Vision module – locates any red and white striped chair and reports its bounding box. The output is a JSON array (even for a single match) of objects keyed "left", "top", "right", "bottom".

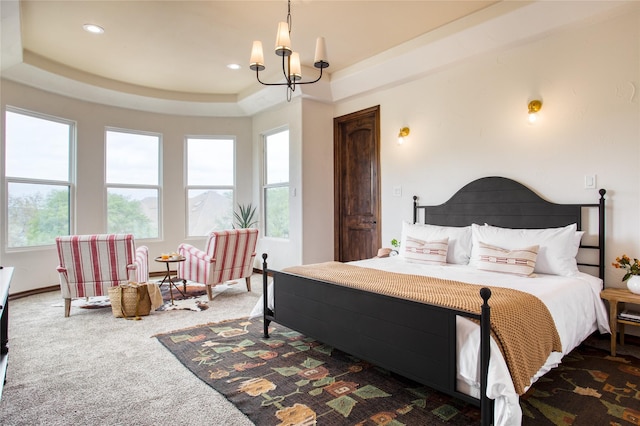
[
  {"left": 55, "top": 234, "right": 149, "bottom": 317},
  {"left": 177, "top": 228, "right": 258, "bottom": 300}
]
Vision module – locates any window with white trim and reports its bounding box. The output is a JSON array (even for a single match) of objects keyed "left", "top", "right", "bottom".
[
  {"left": 185, "top": 136, "right": 235, "bottom": 236},
  {"left": 105, "top": 129, "right": 160, "bottom": 239},
  {"left": 263, "top": 129, "right": 289, "bottom": 238},
  {"left": 4, "top": 108, "right": 74, "bottom": 248}
]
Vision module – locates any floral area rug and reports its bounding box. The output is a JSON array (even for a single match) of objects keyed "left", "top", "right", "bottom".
[
  {"left": 519, "top": 342, "right": 640, "bottom": 425},
  {"left": 155, "top": 318, "right": 640, "bottom": 425},
  {"left": 157, "top": 318, "right": 478, "bottom": 425}
]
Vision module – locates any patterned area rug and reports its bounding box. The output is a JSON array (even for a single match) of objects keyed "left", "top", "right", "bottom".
[
  {"left": 156, "top": 281, "right": 245, "bottom": 312},
  {"left": 157, "top": 281, "right": 209, "bottom": 312},
  {"left": 155, "top": 318, "right": 640, "bottom": 425}
]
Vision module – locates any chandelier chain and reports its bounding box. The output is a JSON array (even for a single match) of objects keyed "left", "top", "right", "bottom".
[{"left": 287, "top": 0, "right": 292, "bottom": 36}]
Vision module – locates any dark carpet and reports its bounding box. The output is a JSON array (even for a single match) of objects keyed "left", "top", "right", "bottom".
[{"left": 156, "top": 318, "right": 640, "bottom": 425}]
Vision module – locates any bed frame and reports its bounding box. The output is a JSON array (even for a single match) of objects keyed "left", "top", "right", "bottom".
[{"left": 262, "top": 176, "right": 606, "bottom": 426}]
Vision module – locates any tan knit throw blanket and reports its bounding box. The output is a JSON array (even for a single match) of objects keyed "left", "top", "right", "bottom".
[{"left": 282, "top": 262, "right": 562, "bottom": 395}]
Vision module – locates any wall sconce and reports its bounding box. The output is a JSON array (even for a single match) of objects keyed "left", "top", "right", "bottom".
[
  {"left": 528, "top": 100, "right": 542, "bottom": 123},
  {"left": 397, "top": 127, "right": 410, "bottom": 145}
]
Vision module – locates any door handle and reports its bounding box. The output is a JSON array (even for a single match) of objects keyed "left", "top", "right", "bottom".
[{"left": 362, "top": 220, "right": 377, "bottom": 224}]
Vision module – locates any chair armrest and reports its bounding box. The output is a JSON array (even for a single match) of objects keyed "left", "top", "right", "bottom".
[
  {"left": 178, "top": 243, "right": 214, "bottom": 263},
  {"left": 177, "top": 243, "right": 216, "bottom": 284},
  {"left": 56, "top": 266, "right": 72, "bottom": 298},
  {"left": 131, "top": 245, "right": 149, "bottom": 283}
]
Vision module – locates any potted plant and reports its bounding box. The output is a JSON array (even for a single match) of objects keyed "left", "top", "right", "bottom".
[
  {"left": 612, "top": 254, "right": 640, "bottom": 294},
  {"left": 391, "top": 238, "right": 400, "bottom": 256},
  {"left": 233, "top": 203, "right": 258, "bottom": 229}
]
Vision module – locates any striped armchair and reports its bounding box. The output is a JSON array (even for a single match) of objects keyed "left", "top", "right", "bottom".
[
  {"left": 55, "top": 234, "right": 149, "bottom": 317},
  {"left": 177, "top": 228, "right": 258, "bottom": 300}
]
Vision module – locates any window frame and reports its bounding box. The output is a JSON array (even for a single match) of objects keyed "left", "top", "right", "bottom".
[
  {"left": 104, "top": 126, "right": 162, "bottom": 241},
  {"left": 262, "top": 127, "right": 290, "bottom": 240},
  {"left": 3, "top": 106, "right": 76, "bottom": 251},
  {"left": 184, "top": 135, "right": 236, "bottom": 238}
]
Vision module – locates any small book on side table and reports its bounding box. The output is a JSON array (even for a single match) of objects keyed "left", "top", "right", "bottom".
[{"left": 618, "top": 309, "right": 640, "bottom": 322}]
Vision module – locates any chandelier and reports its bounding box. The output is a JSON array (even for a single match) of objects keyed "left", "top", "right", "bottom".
[{"left": 249, "top": 0, "right": 329, "bottom": 101}]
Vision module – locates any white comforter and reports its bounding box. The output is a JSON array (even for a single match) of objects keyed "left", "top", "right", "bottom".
[{"left": 250, "top": 256, "right": 610, "bottom": 426}]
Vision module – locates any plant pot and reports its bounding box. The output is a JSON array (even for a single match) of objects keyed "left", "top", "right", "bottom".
[{"left": 627, "top": 275, "right": 640, "bottom": 294}]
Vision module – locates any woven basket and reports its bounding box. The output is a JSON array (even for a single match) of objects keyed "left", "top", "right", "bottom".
[{"left": 108, "top": 283, "right": 152, "bottom": 319}]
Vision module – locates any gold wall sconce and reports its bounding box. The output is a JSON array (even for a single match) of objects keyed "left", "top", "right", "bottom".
[
  {"left": 528, "top": 100, "right": 542, "bottom": 123},
  {"left": 397, "top": 127, "right": 410, "bottom": 145}
]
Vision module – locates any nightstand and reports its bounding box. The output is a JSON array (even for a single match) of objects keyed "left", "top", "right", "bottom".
[{"left": 600, "top": 287, "right": 640, "bottom": 356}]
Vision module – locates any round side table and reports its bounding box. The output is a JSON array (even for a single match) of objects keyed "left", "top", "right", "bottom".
[{"left": 154, "top": 256, "right": 186, "bottom": 305}]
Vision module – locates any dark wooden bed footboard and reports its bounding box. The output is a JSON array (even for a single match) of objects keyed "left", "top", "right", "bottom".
[{"left": 262, "top": 254, "right": 494, "bottom": 425}]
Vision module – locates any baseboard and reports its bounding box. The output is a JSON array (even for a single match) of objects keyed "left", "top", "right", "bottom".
[{"left": 9, "top": 285, "right": 60, "bottom": 301}]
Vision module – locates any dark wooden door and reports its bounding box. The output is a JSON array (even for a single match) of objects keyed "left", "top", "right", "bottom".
[{"left": 334, "top": 106, "right": 381, "bottom": 261}]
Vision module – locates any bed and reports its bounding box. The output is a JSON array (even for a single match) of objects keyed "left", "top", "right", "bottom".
[{"left": 257, "top": 176, "right": 610, "bottom": 426}]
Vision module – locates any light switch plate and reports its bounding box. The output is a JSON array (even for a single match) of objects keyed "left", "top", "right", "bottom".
[
  {"left": 584, "top": 175, "right": 596, "bottom": 189},
  {"left": 392, "top": 185, "right": 402, "bottom": 197}
]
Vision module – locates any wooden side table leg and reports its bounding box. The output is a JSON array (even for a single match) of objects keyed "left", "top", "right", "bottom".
[
  {"left": 610, "top": 300, "right": 619, "bottom": 356},
  {"left": 619, "top": 301, "right": 626, "bottom": 347}
]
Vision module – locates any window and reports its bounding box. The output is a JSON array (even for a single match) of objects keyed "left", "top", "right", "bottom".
[
  {"left": 185, "top": 137, "right": 235, "bottom": 236},
  {"left": 4, "top": 108, "right": 74, "bottom": 248},
  {"left": 263, "top": 129, "right": 289, "bottom": 238},
  {"left": 105, "top": 129, "right": 160, "bottom": 239}
]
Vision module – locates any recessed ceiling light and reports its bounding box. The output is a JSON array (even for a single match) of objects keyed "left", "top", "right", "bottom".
[
  {"left": 82, "top": 24, "right": 104, "bottom": 34},
  {"left": 227, "top": 64, "right": 241, "bottom": 70}
]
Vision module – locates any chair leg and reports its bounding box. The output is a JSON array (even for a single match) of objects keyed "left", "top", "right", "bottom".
[
  {"left": 64, "top": 298, "right": 71, "bottom": 317},
  {"left": 206, "top": 284, "right": 213, "bottom": 301},
  {"left": 246, "top": 276, "right": 251, "bottom": 292}
]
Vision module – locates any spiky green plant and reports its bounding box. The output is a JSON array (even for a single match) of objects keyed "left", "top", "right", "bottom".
[{"left": 233, "top": 203, "right": 258, "bottom": 229}]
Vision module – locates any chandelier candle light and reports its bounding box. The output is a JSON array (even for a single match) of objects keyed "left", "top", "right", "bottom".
[{"left": 250, "top": 0, "right": 329, "bottom": 101}]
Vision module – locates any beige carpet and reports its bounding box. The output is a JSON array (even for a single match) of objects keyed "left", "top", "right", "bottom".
[{"left": 0, "top": 274, "right": 268, "bottom": 425}]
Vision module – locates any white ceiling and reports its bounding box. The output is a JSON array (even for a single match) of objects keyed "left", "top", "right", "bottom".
[{"left": 0, "top": 1, "right": 632, "bottom": 116}]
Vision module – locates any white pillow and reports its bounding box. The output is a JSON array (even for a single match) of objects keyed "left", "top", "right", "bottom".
[
  {"left": 475, "top": 241, "right": 539, "bottom": 277},
  {"left": 399, "top": 221, "right": 472, "bottom": 264},
  {"left": 470, "top": 223, "right": 582, "bottom": 276},
  {"left": 402, "top": 237, "right": 448, "bottom": 265}
]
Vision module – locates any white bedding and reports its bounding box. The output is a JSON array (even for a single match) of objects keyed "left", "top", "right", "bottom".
[{"left": 250, "top": 256, "right": 610, "bottom": 426}]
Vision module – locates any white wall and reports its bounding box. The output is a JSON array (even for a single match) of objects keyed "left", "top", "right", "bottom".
[
  {"left": 0, "top": 80, "right": 252, "bottom": 293},
  {"left": 249, "top": 97, "right": 335, "bottom": 272},
  {"left": 334, "top": 7, "right": 640, "bottom": 288},
  {"left": 300, "top": 99, "right": 335, "bottom": 264},
  {"left": 251, "top": 98, "right": 304, "bottom": 272}
]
